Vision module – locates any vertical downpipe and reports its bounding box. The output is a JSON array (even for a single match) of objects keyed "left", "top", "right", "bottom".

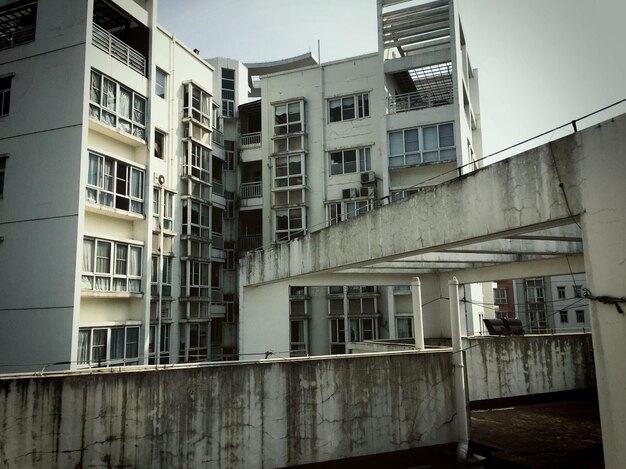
[
  {"left": 411, "top": 277, "right": 425, "bottom": 350},
  {"left": 449, "top": 276, "right": 469, "bottom": 461}
]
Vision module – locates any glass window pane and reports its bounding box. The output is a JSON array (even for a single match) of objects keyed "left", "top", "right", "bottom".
[
  {"left": 329, "top": 99, "right": 341, "bottom": 122},
  {"left": 404, "top": 129, "right": 419, "bottom": 152},
  {"left": 389, "top": 132, "right": 403, "bottom": 156},
  {"left": 343, "top": 150, "right": 357, "bottom": 173},
  {"left": 423, "top": 126, "right": 438, "bottom": 150},
  {"left": 342, "top": 97, "right": 355, "bottom": 120},
  {"left": 330, "top": 152, "right": 343, "bottom": 175},
  {"left": 439, "top": 123, "right": 454, "bottom": 147},
  {"left": 111, "top": 329, "right": 125, "bottom": 359},
  {"left": 275, "top": 105, "right": 287, "bottom": 125},
  {"left": 288, "top": 102, "right": 300, "bottom": 122}
]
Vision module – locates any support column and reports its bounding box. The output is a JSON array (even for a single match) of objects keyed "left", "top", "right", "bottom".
[
  {"left": 411, "top": 277, "right": 425, "bottom": 350},
  {"left": 449, "top": 276, "right": 469, "bottom": 461}
]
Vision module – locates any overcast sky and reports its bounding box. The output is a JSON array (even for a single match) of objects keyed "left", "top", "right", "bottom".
[{"left": 157, "top": 0, "right": 626, "bottom": 161}]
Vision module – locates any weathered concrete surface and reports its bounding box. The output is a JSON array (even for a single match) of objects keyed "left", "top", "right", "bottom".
[
  {"left": 0, "top": 352, "right": 456, "bottom": 469},
  {"left": 465, "top": 334, "right": 595, "bottom": 402},
  {"left": 240, "top": 131, "right": 583, "bottom": 287}
]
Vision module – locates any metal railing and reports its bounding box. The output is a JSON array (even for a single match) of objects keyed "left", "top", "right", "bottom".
[
  {"left": 239, "top": 235, "right": 262, "bottom": 252},
  {"left": 92, "top": 23, "right": 146, "bottom": 76},
  {"left": 240, "top": 181, "right": 262, "bottom": 199},
  {"left": 387, "top": 89, "right": 453, "bottom": 114},
  {"left": 212, "top": 128, "right": 224, "bottom": 147},
  {"left": 241, "top": 132, "right": 262, "bottom": 147}
]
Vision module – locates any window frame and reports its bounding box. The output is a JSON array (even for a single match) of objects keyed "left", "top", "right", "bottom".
[
  {"left": 274, "top": 206, "right": 305, "bottom": 242},
  {"left": 274, "top": 154, "right": 305, "bottom": 188},
  {"left": 576, "top": 310, "right": 585, "bottom": 323},
  {"left": 77, "top": 325, "right": 140, "bottom": 367},
  {"left": 273, "top": 100, "right": 304, "bottom": 136},
  {"left": 0, "top": 75, "right": 12, "bottom": 117},
  {"left": 155, "top": 68, "right": 167, "bottom": 99},
  {"left": 153, "top": 187, "right": 174, "bottom": 231},
  {"left": 183, "top": 141, "right": 211, "bottom": 183},
  {"left": 86, "top": 152, "right": 145, "bottom": 215},
  {"left": 82, "top": 237, "right": 142, "bottom": 293},
  {"left": 329, "top": 147, "right": 371, "bottom": 176},
  {"left": 557, "top": 286, "right": 566, "bottom": 299},
  {"left": 493, "top": 288, "right": 507, "bottom": 304},
  {"left": 182, "top": 199, "right": 211, "bottom": 238},
  {"left": 328, "top": 92, "right": 369, "bottom": 123},
  {"left": 560, "top": 310, "right": 569, "bottom": 323},
  {"left": 326, "top": 199, "right": 373, "bottom": 226},
  {"left": 154, "top": 129, "right": 166, "bottom": 159},
  {"left": 89, "top": 70, "right": 147, "bottom": 140},
  {"left": 388, "top": 123, "right": 455, "bottom": 168},
  {"left": 184, "top": 82, "right": 211, "bottom": 128}
]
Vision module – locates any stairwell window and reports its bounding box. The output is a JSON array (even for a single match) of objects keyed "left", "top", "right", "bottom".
[
  {"left": 328, "top": 93, "right": 369, "bottom": 122},
  {"left": 86, "top": 152, "right": 145, "bottom": 214},
  {"left": 155, "top": 68, "right": 167, "bottom": 99}
]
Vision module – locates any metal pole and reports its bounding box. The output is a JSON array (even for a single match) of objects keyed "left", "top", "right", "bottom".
[
  {"left": 411, "top": 277, "right": 425, "bottom": 350},
  {"left": 156, "top": 183, "right": 165, "bottom": 364},
  {"left": 449, "top": 276, "right": 469, "bottom": 461},
  {"left": 343, "top": 286, "right": 350, "bottom": 354}
]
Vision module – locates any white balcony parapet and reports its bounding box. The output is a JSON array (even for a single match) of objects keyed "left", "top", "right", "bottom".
[
  {"left": 240, "top": 181, "right": 262, "bottom": 199},
  {"left": 387, "top": 89, "right": 453, "bottom": 114},
  {"left": 241, "top": 132, "right": 262, "bottom": 148},
  {"left": 92, "top": 23, "right": 146, "bottom": 76}
]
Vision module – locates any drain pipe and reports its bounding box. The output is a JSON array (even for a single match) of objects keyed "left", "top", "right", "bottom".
[
  {"left": 411, "top": 277, "right": 425, "bottom": 350},
  {"left": 449, "top": 276, "right": 469, "bottom": 461}
]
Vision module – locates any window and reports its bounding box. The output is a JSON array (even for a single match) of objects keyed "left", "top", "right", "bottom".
[
  {"left": 574, "top": 285, "right": 582, "bottom": 298},
  {"left": 0, "top": 155, "right": 6, "bottom": 197},
  {"left": 89, "top": 70, "right": 146, "bottom": 140},
  {"left": 349, "top": 318, "right": 376, "bottom": 342},
  {"left": 275, "top": 207, "right": 304, "bottom": 242},
  {"left": 151, "top": 255, "right": 172, "bottom": 297},
  {"left": 182, "top": 200, "right": 211, "bottom": 238},
  {"left": 525, "top": 278, "right": 545, "bottom": 304},
  {"left": 397, "top": 317, "right": 413, "bottom": 338},
  {"left": 77, "top": 326, "right": 140, "bottom": 367},
  {"left": 0, "top": 76, "right": 11, "bottom": 117},
  {"left": 181, "top": 260, "right": 210, "bottom": 297},
  {"left": 576, "top": 310, "right": 585, "bottom": 323},
  {"left": 390, "top": 188, "right": 422, "bottom": 203},
  {"left": 493, "top": 288, "right": 507, "bottom": 304},
  {"left": 326, "top": 199, "right": 373, "bottom": 226},
  {"left": 155, "top": 68, "right": 167, "bottom": 99},
  {"left": 290, "top": 320, "right": 308, "bottom": 357},
  {"left": 388, "top": 123, "right": 455, "bottom": 168},
  {"left": 224, "top": 140, "right": 235, "bottom": 170},
  {"left": 82, "top": 238, "right": 142, "bottom": 292},
  {"left": 274, "top": 154, "right": 304, "bottom": 188},
  {"left": 330, "top": 147, "right": 371, "bottom": 175},
  {"left": 225, "top": 241, "right": 235, "bottom": 270},
  {"left": 149, "top": 324, "right": 170, "bottom": 364},
  {"left": 153, "top": 188, "right": 174, "bottom": 231},
  {"left": 560, "top": 310, "right": 568, "bottom": 323},
  {"left": 274, "top": 101, "right": 303, "bottom": 135},
  {"left": 183, "top": 141, "right": 211, "bottom": 183},
  {"left": 328, "top": 93, "right": 369, "bottom": 122},
  {"left": 86, "top": 152, "right": 144, "bottom": 214},
  {"left": 184, "top": 82, "right": 211, "bottom": 127},
  {"left": 225, "top": 191, "right": 235, "bottom": 219},
  {"left": 330, "top": 319, "right": 345, "bottom": 354},
  {"left": 274, "top": 135, "right": 303, "bottom": 154},
  {"left": 221, "top": 68, "right": 235, "bottom": 117},
  {"left": 557, "top": 286, "right": 566, "bottom": 299},
  {"left": 0, "top": 1, "right": 37, "bottom": 51},
  {"left": 180, "top": 323, "right": 209, "bottom": 362},
  {"left": 154, "top": 130, "right": 166, "bottom": 159}
]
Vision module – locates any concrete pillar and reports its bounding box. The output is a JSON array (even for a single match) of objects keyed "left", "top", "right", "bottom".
[
  {"left": 449, "top": 276, "right": 469, "bottom": 461},
  {"left": 411, "top": 277, "right": 425, "bottom": 350},
  {"left": 580, "top": 119, "right": 626, "bottom": 469}
]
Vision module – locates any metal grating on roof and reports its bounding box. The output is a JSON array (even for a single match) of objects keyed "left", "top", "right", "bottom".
[
  {"left": 0, "top": 0, "right": 37, "bottom": 51},
  {"left": 382, "top": 0, "right": 450, "bottom": 56},
  {"left": 408, "top": 61, "right": 453, "bottom": 106}
]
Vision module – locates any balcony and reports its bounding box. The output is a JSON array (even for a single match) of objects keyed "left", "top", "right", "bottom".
[
  {"left": 241, "top": 132, "right": 261, "bottom": 148},
  {"left": 239, "top": 235, "right": 262, "bottom": 252},
  {"left": 240, "top": 182, "right": 262, "bottom": 199},
  {"left": 388, "top": 89, "right": 453, "bottom": 114},
  {"left": 92, "top": 22, "right": 146, "bottom": 75}
]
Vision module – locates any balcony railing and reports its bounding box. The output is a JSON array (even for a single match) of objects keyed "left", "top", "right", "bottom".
[
  {"left": 92, "top": 23, "right": 146, "bottom": 76},
  {"left": 240, "top": 181, "right": 262, "bottom": 199},
  {"left": 387, "top": 89, "right": 453, "bottom": 114},
  {"left": 212, "top": 128, "right": 224, "bottom": 147},
  {"left": 241, "top": 132, "right": 261, "bottom": 148},
  {"left": 239, "top": 235, "right": 262, "bottom": 252}
]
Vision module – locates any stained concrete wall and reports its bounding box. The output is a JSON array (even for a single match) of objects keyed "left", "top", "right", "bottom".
[
  {"left": 465, "top": 334, "right": 595, "bottom": 402},
  {"left": 0, "top": 352, "right": 456, "bottom": 469}
]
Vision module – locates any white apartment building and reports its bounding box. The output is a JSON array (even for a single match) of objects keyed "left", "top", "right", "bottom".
[
  {"left": 0, "top": 0, "right": 485, "bottom": 371},
  {"left": 236, "top": 0, "right": 485, "bottom": 357}
]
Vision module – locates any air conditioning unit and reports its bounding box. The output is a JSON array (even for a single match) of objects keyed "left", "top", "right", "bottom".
[
  {"left": 361, "top": 171, "right": 376, "bottom": 185},
  {"left": 360, "top": 186, "right": 375, "bottom": 197},
  {"left": 342, "top": 188, "right": 359, "bottom": 199}
]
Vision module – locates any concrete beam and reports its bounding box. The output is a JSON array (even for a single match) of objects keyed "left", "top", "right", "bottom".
[{"left": 241, "top": 132, "right": 583, "bottom": 287}]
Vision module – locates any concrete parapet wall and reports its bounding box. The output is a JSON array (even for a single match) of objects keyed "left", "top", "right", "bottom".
[
  {"left": 465, "top": 333, "right": 595, "bottom": 402},
  {"left": 0, "top": 352, "right": 456, "bottom": 468}
]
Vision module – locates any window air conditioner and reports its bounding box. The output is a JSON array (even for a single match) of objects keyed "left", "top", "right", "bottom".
[{"left": 361, "top": 171, "right": 376, "bottom": 185}]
